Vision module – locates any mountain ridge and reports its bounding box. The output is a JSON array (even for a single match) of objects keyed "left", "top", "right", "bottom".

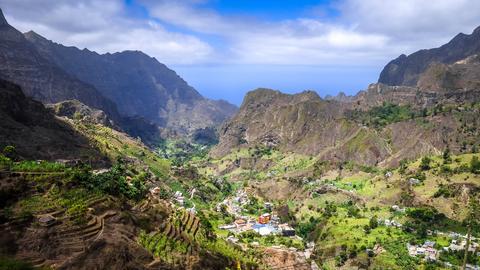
[
  {"left": 23, "top": 29, "right": 237, "bottom": 135},
  {"left": 0, "top": 9, "right": 122, "bottom": 124},
  {"left": 379, "top": 25, "right": 480, "bottom": 86}
]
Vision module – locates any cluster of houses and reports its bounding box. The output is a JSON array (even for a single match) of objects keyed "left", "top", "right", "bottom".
[
  {"left": 406, "top": 233, "right": 480, "bottom": 269},
  {"left": 407, "top": 241, "right": 439, "bottom": 261},
  {"left": 149, "top": 186, "right": 197, "bottom": 214},
  {"left": 219, "top": 210, "right": 296, "bottom": 237},
  {"left": 216, "top": 189, "right": 249, "bottom": 216},
  {"left": 217, "top": 190, "right": 296, "bottom": 238},
  {"left": 173, "top": 191, "right": 185, "bottom": 205},
  {"left": 378, "top": 218, "right": 403, "bottom": 228},
  {"left": 443, "top": 237, "right": 480, "bottom": 255}
]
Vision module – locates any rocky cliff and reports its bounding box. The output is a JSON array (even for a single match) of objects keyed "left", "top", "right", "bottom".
[{"left": 378, "top": 25, "right": 480, "bottom": 86}]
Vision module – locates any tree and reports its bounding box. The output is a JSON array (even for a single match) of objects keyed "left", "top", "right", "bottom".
[
  {"left": 462, "top": 196, "right": 480, "bottom": 270},
  {"left": 443, "top": 147, "right": 452, "bottom": 164},
  {"left": 420, "top": 156, "right": 432, "bottom": 171},
  {"left": 2, "top": 145, "right": 16, "bottom": 160},
  {"left": 369, "top": 216, "right": 378, "bottom": 229},
  {"left": 470, "top": 156, "right": 480, "bottom": 174}
]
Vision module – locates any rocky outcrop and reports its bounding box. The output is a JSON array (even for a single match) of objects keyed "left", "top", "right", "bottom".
[
  {"left": 24, "top": 30, "right": 237, "bottom": 135},
  {"left": 417, "top": 55, "right": 480, "bottom": 91},
  {"left": 47, "top": 100, "right": 163, "bottom": 146},
  {"left": 47, "top": 100, "right": 115, "bottom": 128},
  {"left": 378, "top": 25, "right": 480, "bottom": 86}
]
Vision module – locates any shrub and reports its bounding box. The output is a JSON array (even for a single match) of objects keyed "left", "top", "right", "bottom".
[
  {"left": 0, "top": 256, "right": 34, "bottom": 270},
  {"left": 2, "top": 145, "right": 16, "bottom": 160},
  {"left": 470, "top": 156, "right": 480, "bottom": 174},
  {"left": 369, "top": 216, "right": 378, "bottom": 229},
  {"left": 442, "top": 148, "right": 452, "bottom": 164},
  {"left": 419, "top": 156, "right": 432, "bottom": 171},
  {"left": 0, "top": 154, "right": 12, "bottom": 170},
  {"left": 440, "top": 164, "right": 452, "bottom": 174},
  {"left": 433, "top": 184, "right": 453, "bottom": 198}
]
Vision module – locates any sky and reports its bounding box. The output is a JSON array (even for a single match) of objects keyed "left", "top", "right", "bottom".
[{"left": 1, "top": 0, "right": 480, "bottom": 105}]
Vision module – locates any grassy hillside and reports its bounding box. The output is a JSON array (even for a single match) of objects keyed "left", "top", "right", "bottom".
[{"left": 67, "top": 119, "right": 170, "bottom": 177}]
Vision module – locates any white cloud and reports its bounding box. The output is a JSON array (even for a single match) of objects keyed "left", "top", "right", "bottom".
[
  {"left": 337, "top": 0, "right": 480, "bottom": 50},
  {"left": 0, "top": 0, "right": 213, "bottom": 64},
  {"left": 1, "top": 0, "right": 479, "bottom": 65}
]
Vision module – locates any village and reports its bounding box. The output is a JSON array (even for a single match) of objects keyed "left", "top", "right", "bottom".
[
  {"left": 148, "top": 185, "right": 480, "bottom": 269},
  {"left": 405, "top": 233, "right": 480, "bottom": 269},
  {"left": 216, "top": 189, "right": 296, "bottom": 238}
]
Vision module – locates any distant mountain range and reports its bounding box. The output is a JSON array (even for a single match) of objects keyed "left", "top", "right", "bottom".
[
  {"left": 0, "top": 10, "right": 120, "bottom": 122},
  {"left": 0, "top": 8, "right": 236, "bottom": 143},
  {"left": 24, "top": 31, "right": 237, "bottom": 135},
  {"left": 214, "top": 27, "right": 480, "bottom": 167}
]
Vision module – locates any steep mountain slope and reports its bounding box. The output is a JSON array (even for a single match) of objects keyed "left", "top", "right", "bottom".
[
  {"left": 24, "top": 31, "right": 237, "bottom": 135},
  {"left": 0, "top": 9, "right": 120, "bottom": 123},
  {"left": 0, "top": 78, "right": 107, "bottom": 164},
  {"left": 212, "top": 86, "right": 480, "bottom": 167},
  {"left": 212, "top": 89, "right": 352, "bottom": 157},
  {"left": 214, "top": 61, "right": 480, "bottom": 167},
  {"left": 215, "top": 27, "right": 480, "bottom": 167},
  {"left": 378, "top": 25, "right": 480, "bottom": 86}
]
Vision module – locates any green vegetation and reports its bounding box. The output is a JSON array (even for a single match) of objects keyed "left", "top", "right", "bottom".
[
  {"left": 157, "top": 139, "right": 210, "bottom": 166},
  {"left": 138, "top": 230, "right": 189, "bottom": 260},
  {"left": 0, "top": 153, "right": 66, "bottom": 172},
  {"left": 71, "top": 121, "right": 170, "bottom": 177},
  {"left": 419, "top": 156, "right": 432, "bottom": 171},
  {"left": 0, "top": 257, "right": 35, "bottom": 270},
  {"left": 470, "top": 155, "right": 480, "bottom": 174},
  {"left": 13, "top": 187, "right": 102, "bottom": 224},
  {"left": 71, "top": 161, "right": 147, "bottom": 201},
  {"left": 439, "top": 249, "right": 480, "bottom": 267},
  {"left": 348, "top": 102, "right": 414, "bottom": 128}
]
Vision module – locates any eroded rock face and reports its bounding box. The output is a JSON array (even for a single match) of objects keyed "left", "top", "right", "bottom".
[
  {"left": 213, "top": 63, "right": 480, "bottom": 167},
  {"left": 212, "top": 89, "right": 351, "bottom": 158},
  {"left": 214, "top": 26, "right": 480, "bottom": 167},
  {"left": 378, "top": 26, "right": 480, "bottom": 86},
  {"left": 47, "top": 100, "right": 114, "bottom": 128},
  {"left": 262, "top": 247, "right": 311, "bottom": 270}
]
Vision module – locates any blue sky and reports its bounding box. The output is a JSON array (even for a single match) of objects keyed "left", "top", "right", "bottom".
[{"left": 2, "top": 0, "right": 480, "bottom": 105}]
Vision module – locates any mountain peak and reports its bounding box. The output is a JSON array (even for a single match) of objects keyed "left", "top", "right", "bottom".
[
  {"left": 24, "top": 30, "right": 44, "bottom": 39},
  {"left": 473, "top": 25, "right": 480, "bottom": 35},
  {"left": 24, "top": 30, "right": 50, "bottom": 44},
  {"left": 379, "top": 25, "right": 480, "bottom": 86},
  {"left": 0, "top": 8, "right": 9, "bottom": 26}
]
